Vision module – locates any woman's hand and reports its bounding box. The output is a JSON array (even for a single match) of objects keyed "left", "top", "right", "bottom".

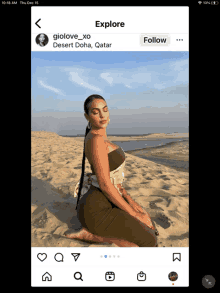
[
  {"left": 129, "top": 200, "right": 146, "bottom": 214},
  {"left": 133, "top": 212, "right": 155, "bottom": 230}
]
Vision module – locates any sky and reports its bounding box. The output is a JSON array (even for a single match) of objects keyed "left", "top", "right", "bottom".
[{"left": 31, "top": 51, "right": 189, "bottom": 135}]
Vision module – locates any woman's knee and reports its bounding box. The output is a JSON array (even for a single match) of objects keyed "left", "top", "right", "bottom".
[{"left": 139, "top": 232, "right": 157, "bottom": 247}]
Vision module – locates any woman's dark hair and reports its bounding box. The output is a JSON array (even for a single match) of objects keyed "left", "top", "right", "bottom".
[{"left": 75, "top": 94, "right": 106, "bottom": 210}]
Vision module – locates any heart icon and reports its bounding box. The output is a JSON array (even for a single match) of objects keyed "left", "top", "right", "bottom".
[{"left": 37, "top": 253, "right": 47, "bottom": 262}]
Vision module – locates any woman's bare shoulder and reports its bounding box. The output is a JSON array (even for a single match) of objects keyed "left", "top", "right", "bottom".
[
  {"left": 85, "top": 132, "right": 106, "bottom": 147},
  {"left": 85, "top": 132, "right": 108, "bottom": 160},
  {"left": 85, "top": 132, "right": 118, "bottom": 156}
]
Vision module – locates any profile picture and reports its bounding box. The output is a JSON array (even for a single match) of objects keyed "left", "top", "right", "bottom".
[
  {"left": 36, "top": 33, "right": 49, "bottom": 47},
  {"left": 168, "top": 271, "right": 178, "bottom": 282}
]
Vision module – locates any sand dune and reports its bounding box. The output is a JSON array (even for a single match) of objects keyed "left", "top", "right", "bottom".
[{"left": 31, "top": 131, "right": 189, "bottom": 247}]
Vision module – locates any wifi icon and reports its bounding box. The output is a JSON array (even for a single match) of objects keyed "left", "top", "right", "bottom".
[{"left": 71, "top": 253, "right": 80, "bottom": 261}]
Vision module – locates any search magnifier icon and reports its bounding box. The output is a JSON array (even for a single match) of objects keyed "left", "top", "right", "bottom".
[{"left": 74, "top": 272, "right": 83, "bottom": 281}]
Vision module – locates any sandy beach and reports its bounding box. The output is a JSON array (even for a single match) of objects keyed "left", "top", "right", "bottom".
[{"left": 31, "top": 131, "right": 189, "bottom": 247}]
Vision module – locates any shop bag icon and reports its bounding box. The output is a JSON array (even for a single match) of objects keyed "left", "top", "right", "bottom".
[{"left": 137, "top": 271, "right": 146, "bottom": 281}]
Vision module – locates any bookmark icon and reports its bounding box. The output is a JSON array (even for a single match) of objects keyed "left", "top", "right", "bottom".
[
  {"left": 173, "top": 253, "right": 181, "bottom": 261},
  {"left": 71, "top": 253, "right": 80, "bottom": 261}
]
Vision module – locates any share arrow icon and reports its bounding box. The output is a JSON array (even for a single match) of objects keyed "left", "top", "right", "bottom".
[{"left": 71, "top": 253, "right": 80, "bottom": 261}]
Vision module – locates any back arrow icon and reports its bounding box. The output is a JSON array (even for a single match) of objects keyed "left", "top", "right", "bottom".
[{"left": 35, "top": 19, "right": 41, "bottom": 28}]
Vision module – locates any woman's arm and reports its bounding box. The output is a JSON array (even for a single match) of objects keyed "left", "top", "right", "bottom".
[
  {"left": 116, "top": 184, "right": 146, "bottom": 213},
  {"left": 89, "top": 135, "right": 156, "bottom": 230},
  {"left": 89, "top": 135, "right": 138, "bottom": 218},
  {"left": 114, "top": 182, "right": 159, "bottom": 232},
  {"left": 116, "top": 184, "right": 156, "bottom": 231},
  {"left": 101, "top": 185, "right": 138, "bottom": 217},
  {"left": 101, "top": 185, "right": 155, "bottom": 230}
]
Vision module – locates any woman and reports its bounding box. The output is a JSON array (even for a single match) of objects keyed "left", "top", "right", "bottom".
[{"left": 64, "top": 94, "right": 159, "bottom": 247}]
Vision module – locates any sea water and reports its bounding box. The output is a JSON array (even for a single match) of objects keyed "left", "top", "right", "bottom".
[{"left": 111, "top": 138, "right": 188, "bottom": 152}]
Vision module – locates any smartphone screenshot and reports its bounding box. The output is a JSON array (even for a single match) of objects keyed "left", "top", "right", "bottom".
[
  {"left": 30, "top": 5, "right": 190, "bottom": 287},
  {"left": 1, "top": 0, "right": 218, "bottom": 287}
]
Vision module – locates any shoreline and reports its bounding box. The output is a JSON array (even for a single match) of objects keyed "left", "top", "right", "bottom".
[
  {"left": 70, "top": 132, "right": 188, "bottom": 142},
  {"left": 125, "top": 139, "right": 189, "bottom": 172}
]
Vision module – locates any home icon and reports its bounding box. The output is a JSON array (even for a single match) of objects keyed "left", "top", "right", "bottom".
[{"left": 42, "top": 272, "right": 52, "bottom": 281}]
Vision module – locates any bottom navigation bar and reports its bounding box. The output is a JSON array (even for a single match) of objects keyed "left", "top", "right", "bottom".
[{"left": 32, "top": 266, "right": 189, "bottom": 286}]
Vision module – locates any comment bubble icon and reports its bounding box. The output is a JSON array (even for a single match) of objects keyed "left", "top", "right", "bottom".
[{"left": 54, "top": 253, "right": 64, "bottom": 262}]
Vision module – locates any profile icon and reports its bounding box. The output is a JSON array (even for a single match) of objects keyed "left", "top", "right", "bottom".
[
  {"left": 36, "top": 33, "right": 49, "bottom": 47},
  {"left": 168, "top": 271, "right": 178, "bottom": 282}
]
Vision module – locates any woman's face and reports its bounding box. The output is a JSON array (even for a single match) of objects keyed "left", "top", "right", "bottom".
[
  {"left": 85, "top": 99, "right": 110, "bottom": 129},
  {"left": 39, "top": 34, "right": 45, "bottom": 42}
]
